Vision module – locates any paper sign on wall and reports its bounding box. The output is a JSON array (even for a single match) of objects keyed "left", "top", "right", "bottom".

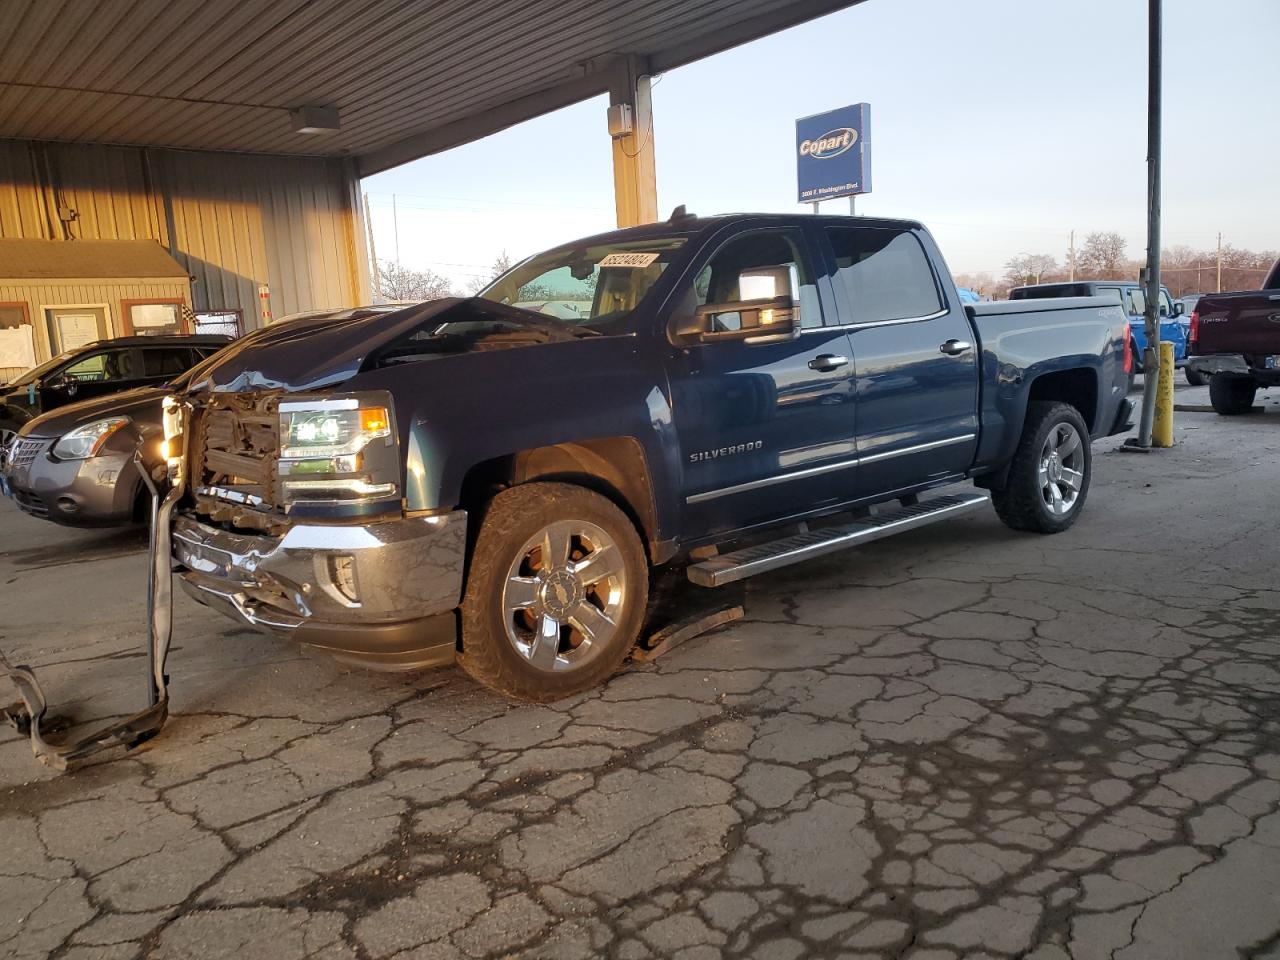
[
  {"left": 0, "top": 325, "right": 36, "bottom": 370},
  {"left": 57, "top": 314, "right": 99, "bottom": 351}
]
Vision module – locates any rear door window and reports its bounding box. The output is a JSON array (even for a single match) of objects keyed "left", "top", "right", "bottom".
[
  {"left": 825, "top": 227, "right": 943, "bottom": 324},
  {"left": 142, "top": 348, "right": 194, "bottom": 378}
]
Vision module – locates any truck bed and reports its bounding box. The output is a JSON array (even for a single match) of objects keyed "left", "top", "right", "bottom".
[{"left": 1191, "top": 288, "right": 1280, "bottom": 357}]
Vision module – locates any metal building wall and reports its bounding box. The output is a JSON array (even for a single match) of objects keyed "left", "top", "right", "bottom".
[{"left": 0, "top": 139, "right": 369, "bottom": 324}]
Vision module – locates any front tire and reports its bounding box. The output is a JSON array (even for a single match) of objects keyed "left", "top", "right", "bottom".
[
  {"left": 1185, "top": 367, "right": 1207, "bottom": 387},
  {"left": 1208, "top": 374, "right": 1257, "bottom": 415},
  {"left": 459, "top": 482, "right": 649, "bottom": 701},
  {"left": 992, "top": 402, "right": 1091, "bottom": 534}
]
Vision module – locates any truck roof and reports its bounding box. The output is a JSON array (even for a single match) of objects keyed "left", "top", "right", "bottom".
[{"left": 555, "top": 212, "right": 928, "bottom": 251}]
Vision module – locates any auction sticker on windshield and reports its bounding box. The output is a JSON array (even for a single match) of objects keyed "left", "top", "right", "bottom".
[{"left": 599, "top": 252, "right": 660, "bottom": 268}]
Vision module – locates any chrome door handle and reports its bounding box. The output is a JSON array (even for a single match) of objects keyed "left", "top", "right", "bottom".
[
  {"left": 808, "top": 354, "right": 849, "bottom": 372},
  {"left": 940, "top": 339, "right": 973, "bottom": 356}
]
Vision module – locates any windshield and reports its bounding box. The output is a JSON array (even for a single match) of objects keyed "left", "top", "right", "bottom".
[
  {"left": 478, "top": 237, "right": 688, "bottom": 331},
  {"left": 5, "top": 348, "right": 84, "bottom": 388}
]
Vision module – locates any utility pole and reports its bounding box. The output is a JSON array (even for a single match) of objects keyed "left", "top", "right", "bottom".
[
  {"left": 1127, "top": 0, "right": 1163, "bottom": 451},
  {"left": 392, "top": 194, "right": 401, "bottom": 265},
  {"left": 1216, "top": 232, "right": 1222, "bottom": 292},
  {"left": 1068, "top": 231, "right": 1076, "bottom": 281},
  {"left": 363, "top": 192, "right": 381, "bottom": 301}
]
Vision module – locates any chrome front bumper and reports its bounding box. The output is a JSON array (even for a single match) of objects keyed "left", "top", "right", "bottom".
[{"left": 172, "top": 511, "right": 467, "bottom": 670}]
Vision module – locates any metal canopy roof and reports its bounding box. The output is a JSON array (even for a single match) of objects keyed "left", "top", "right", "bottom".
[{"left": 0, "top": 0, "right": 865, "bottom": 175}]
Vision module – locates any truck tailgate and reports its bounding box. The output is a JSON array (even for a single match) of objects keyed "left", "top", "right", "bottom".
[{"left": 1194, "top": 291, "right": 1280, "bottom": 355}]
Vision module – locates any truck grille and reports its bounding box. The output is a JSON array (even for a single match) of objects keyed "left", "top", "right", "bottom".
[
  {"left": 191, "top": 395, "right": 282, "bottom": 520},
  {"left": 8, "top": 438, "right": 44, "bottom": 468}
]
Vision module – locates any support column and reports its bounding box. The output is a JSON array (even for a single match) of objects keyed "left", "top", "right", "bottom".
[{"left": 609, "top": 57, "right": 658, "bottom": 228}]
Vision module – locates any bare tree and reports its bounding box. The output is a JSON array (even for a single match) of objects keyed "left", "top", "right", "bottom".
[
  {"left": 953, "top": 271, "right": 996, "bottom": 297},
  {"left": 1003, "top": 253, "right": 1059, "bottom": 288},
  {"left": 1076, "top": 232, "right": 1128, "bottom": 278},
  {"left": 467, "top": 250, "right": 516, "bottom": 295},
  {"left": 378, "top": 261, "right": 456, "bottom": 301}
]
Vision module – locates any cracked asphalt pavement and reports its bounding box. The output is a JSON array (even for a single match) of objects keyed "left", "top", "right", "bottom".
[{"left": 2, "top": 381, "right": 1279, "bottom": 960}]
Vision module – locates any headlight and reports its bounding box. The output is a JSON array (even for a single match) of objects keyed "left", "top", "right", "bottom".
[
  {"left": 278, "top": 398, "right": 398, "bottom": 503},
  {"left": 52, "top": 417, "right": 130, "bottom": 460},
  {"left": 161, "top": 396, "right": 185, "bottom": 478}
]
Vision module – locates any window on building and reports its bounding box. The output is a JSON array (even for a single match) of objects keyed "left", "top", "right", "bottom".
[{"left": 129, "top": 302, "right": 182, "bottom": 335}]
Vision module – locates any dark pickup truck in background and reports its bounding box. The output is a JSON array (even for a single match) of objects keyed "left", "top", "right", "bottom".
[
  {"left": 1188, "top": 257, "right": 1280, "bottom": 414},
  {"left": 162, "top": 212, "right": 1132, "bottom": 700}
]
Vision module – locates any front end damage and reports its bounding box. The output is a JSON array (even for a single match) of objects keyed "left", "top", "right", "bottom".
[{"left": 171, "top": 389, "right": 466, "bottom": 670}]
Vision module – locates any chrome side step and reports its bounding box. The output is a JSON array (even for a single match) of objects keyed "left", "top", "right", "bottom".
[{"left": 686, "top": 492, "right": 991, "bottom": 588}]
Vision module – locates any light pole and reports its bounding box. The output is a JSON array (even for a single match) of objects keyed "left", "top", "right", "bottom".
[{"left": 1129, "top": 0, "right": 1164, "bottom": 451}]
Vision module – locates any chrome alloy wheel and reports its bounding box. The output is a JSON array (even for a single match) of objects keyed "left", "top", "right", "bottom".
[
  {"left": 1039, "top": 422, "right": 1085, "bottom": 516},
  {"left": 501, "top": 519, "right": 628, "bottom": 672}
]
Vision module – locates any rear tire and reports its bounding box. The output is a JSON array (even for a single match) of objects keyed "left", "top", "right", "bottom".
[
  {"left": 1184, "top": 367, "right": 1207, "bottom": 387},
  {"left": 992, "top": 402, "right": 1091, "bottom": 535},
  {"left": 459, "top": 482, "right": 648, "bottom": 701},
  {"left": 1208, "top": 374, "right": 1257, "bottom": 415}
]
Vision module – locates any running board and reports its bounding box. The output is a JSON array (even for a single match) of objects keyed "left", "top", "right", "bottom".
[{"left": 686, "top": 492, "right": 991, "bottom": 588}]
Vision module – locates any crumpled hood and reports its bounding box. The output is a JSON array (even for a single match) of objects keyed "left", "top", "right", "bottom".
[
  {"left": 20, "top": 386, "right": 166, "bottom": 439},
  {"left": 189, "top": 299, "right": 462, "bottom": 394}
]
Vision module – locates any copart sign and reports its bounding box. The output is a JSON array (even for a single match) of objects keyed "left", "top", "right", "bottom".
[{"left": 796, "top": 102, "right": 871, "bottom": 203}]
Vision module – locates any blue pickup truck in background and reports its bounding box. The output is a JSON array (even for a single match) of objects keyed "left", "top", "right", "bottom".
[
  {"left": 1010, "top": 280, "right": 1193, "bottom": 384},
  {"left": 162, "top": 212, "right": 1133, "bottom": 701}
]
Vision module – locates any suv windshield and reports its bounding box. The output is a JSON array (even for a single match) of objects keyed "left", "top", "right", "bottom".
[
  {"left": 479, "top": 237, "right": 688, "bottom": 331},
  {"left": 5, "top": 349, "right": 84, "bottom": 388}
]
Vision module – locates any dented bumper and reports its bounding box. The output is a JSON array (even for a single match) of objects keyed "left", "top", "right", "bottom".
[{"left": 172, "top": 511, "right": 466, "bottom": 670}]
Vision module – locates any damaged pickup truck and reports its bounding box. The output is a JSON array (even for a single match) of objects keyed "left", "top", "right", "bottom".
[{"left": 163, "top": 212, "right": 1133, "bottom": 701}]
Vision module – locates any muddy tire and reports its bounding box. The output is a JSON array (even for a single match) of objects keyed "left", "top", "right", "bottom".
[
  {"left": 992, "top": 402, "right": 1091, "bottom": 535},
  {"left": 459, "top": 482, "right": 648, "bottom": 701},
  {"left": 1208, "top": 374, "right": 1257, "bottom": 415}
]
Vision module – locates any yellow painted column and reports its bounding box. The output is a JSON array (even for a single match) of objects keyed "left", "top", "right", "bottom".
[
  {"left": 1152, "top": 340, "right": 1175, "bottom": 447},
  {"left": 610, "top": 71, "right": 657, "bottom": 228}
]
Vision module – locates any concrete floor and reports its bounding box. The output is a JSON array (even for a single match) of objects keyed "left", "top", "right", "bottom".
[{"left": 2, "top": 380, "right": 1279, "bottom": 960}]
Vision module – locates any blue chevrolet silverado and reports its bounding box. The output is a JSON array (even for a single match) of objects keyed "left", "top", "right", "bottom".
[{"left": 163, "top": 212, "right": 1133, "bottom": 700}]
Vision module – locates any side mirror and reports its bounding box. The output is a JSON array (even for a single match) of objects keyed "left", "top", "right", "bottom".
[
  {"left": 674, "top": 264, "right": 801, "bottom": 345},
  {"left": 1173, "top": 301, "right": 1185, "bottom": 316},
  {"left": 693, "top": 296, "right": 798, "bottom": 343}
]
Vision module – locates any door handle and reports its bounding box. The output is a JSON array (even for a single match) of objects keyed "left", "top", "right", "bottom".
[
  {"left": 808, "top": 354, "right": 849, "bottom": 372},
  {"left": 939, "top": 339, "right": 973, "bottom": 356}
]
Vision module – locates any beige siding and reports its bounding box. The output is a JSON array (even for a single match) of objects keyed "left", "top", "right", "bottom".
[
  {"left": 0, "top": 278, "right": 190, "bottom": 375},
  {"left": 0, "top": 140, "right": 368, "bottom": 325}
]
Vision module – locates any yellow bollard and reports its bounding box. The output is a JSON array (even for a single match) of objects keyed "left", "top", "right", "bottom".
[{"left": 1152, "top": 340, "right": 1175, "bottom": 447}]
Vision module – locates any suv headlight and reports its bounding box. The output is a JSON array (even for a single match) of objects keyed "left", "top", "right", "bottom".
[
  {"left": 53, "top": 417, "right": 130, "bottom": 460},
  {"left": 278, "top": 397, "right": 399, "bottom": 502}
]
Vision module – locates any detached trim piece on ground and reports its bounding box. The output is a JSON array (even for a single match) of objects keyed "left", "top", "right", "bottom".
[{"left": 1, "top": 455, "right": 176, "bottom": 772}]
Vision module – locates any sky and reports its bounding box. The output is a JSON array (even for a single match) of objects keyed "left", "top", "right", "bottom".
[{"left": 362, "top": 0, "right": 1279, "bottom": 291}]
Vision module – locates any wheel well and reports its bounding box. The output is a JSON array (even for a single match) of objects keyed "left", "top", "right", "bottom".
[
  {"left": 1027, "top": 369, "right": 1098, "bottom": 433},
  {"left": 459, "top": 438, "right": 658, "bottom": 552}
]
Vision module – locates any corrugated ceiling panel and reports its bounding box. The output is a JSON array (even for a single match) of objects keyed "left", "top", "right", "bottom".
[{"left": 0, "top": 0, "right": 861, "bottom": 163}]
